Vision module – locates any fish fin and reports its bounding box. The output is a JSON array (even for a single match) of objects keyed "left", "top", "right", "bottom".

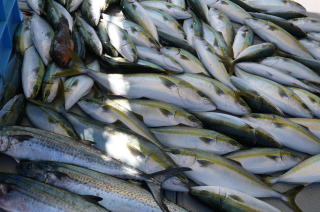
[
  {"left": 146, "top": 182, "right": 169, "bottom": 212},
  {"left": 282, "top": 186, "right": 304, "bottom": 212},
  {"left": 263, "top": 176, "right": 279, "bottom": 184},
  {"left": 81, "top": 195, "right": 103, "bottom": 204},
  {"left": 79, "top": 139, "right": 95, "bottom": 146},
  {"left": 146, "top": 167, "right": 191, "bottom": 212}
]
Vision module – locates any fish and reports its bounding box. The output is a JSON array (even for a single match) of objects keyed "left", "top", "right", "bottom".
[
  {"left": 46, "top": 0, "right": 73, "bottom": 32},
  {"left": 75, "top": 16, "right": 103, "bottom": 56},
  {"left": 169, "top": 0, "right": 186, "bottom": 8},
  {"left": 81, "top": 0, "right": 109, "bottom": 26},
  {"left": 208, "top": 8, "right": 234, "bottom": 48},
  {"left": 160, "top": 47, "right": 209, "bottom": 75},
  {"left": 234, "top": 43, "right": 275, "bottom": 63},
  {"left": 191, "top": 186, "right": 281, "bottom": 212},
  {"left": 30, "top": 15, "right": 54, "bottom": 65},
  {"left": 289, "top": 17, "right": 320, "bottom": 33},
  {"left": 122, "top": 0, "right": 159, "bottom": 41},
  {"left": 26, "top": 0, "right": 44, "bottom": 15},
  {"left": 165, "top": 148, "right": 289, "bottom": 200},
  {"left": 231, "top": 76, "right": 285, "bottom": 116},
  {"left": 0, "top": 173, "right": 109, "bottom": 212},
  {"left": 62, "top": 112, "right": 190, "bottom": 192},
  {"left": 100, "top": 14, "right": 160, "bottom": 49},
  {"left": 235, "top": 68, "right": 313, "bottom": 118},
  {"left": 17, "top": 161, "right": 189, "bottom": 212},
  {"left": 64, "top": 76, "right": 94, "bottom": 110},
  {"left": 112, "top": 99, "right": 202, "bottom": 128},
  {"left": 187, "top": 0, "right": 209, "bottom": 22},
  {"left": 14, "top": 18, "right": 33, "bottom": 55},
  {"left": 307, "top": 32, "right": 320, "bottom": 42},
  {"left": 193, "top": 37, "right": 236, "bottom": 90},
  {"left": 99, "top": 20, "right": 137, "bottom": 62},
  {"left": 266, "top": 154, "right": 320, "bottom": 185},
  {"left": 193, "top": 112, "right": 281, "bottom": 147},
  {"left": 42, "top": 63, "right": 63, "bottom": 103},
  {"left": 260, "top": 56, "right": 320, "bottom": 84},
  {"left": 242, "top": 0, "right": 307, "bottom": 19},
  {"left": 232, "top": 26, "right": 254, "bottom": 59},
  {"left": 289, "top": 118, "right": 320, "bottom": 139},
  {"left": 140, "top": 1, "right": 191, "bottom": 19},
  {"left": 202, "top": 22, "right": 230, "bottom": 58},
  {"left": 299, "top": 39, "right": 320, "bottom": 60},
  {"left": 249, "top": 12, "right": 306, "bottom": 38},
  {"left": 151, "top": 126, "right": 242, "bottom": 155},
  {"left": 66, "top": 0, "right": 83, "bottom": 12},
  {"left": 245, "top": 18, "right": 313, "bottom": 59},
  {"left": 290, "top": 87, "right": 320, "bottom": 118},
  {"left": 236, "top": 62, "right": 317, "bottom": 92},
  {"left": 210, "top": 0, "right": 252, "bottom": 24},
  {"left": 183, "top": 18, "right": 196, "bottom": 46},
  {"left": 175, "top": 73, "right": 250, "bottom": 115},
  {"left": 77, "top": 98, "right": 162, "bottom": 146},
  {"left": 26, "top": 102, "right": 78, "bottom": 138},
  {"left": 0, "top": 126, "right": 151, "bottom": 181},
  {"left": 242, "top": 113, "right": 320, "bottom": 155},
  {"left": 136, "top": 46, "right": 183, "bottom": 73},
  {"left": 226, "top": 148, "right": 305, "bottom": 174},
  {"left": 144, "top": 8, "right": 186, "bottom": 42},
  {"left": 22, "top": 46, "right": 45, "bottom": 99},
  {"left": 0, "top": 95, "right": 25, "bottom": 127},
  {"left": 72, "top": 26, "right": 87, "bottom": 59}
]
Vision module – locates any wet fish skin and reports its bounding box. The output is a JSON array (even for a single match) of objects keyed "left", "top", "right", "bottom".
[
  {"left": 307, "top": 32, "right": 320, "bottom": 42},
  {"left": 194, "top": 37, "right": 236, "bottom": 90},
  {"left": 30, "top": 15, "right": 54, "bottom": 65},
  {"left": 122, "top": 0, "right": 159, "bottom": 41},
  {"left": 193, "top": 112, "right": 281, "bottom": 148},
  {"left": 210, "top": 0, "right": 252, "bottom": 24},
  {"left": 81, "top": 0, "right": 109, "bottom": 26},
  {"left": 22, "top": 46, "right": 45, "bottom": 99},
  {"left": 160, "top": 47, "right": 209, "bottom": 75},
  {"left": 290, "top": 87, "right": 320, "bottom": 118},
  {"left": 0, "top": 95, "right": 25, "bottom": 127},
  {"left": 17, "top": 161, "right": 188, "bottom": 212},
  {"left": 289, "top": 118, "right": 320, "bottom": 139},
  {"left": 260, "top": 56, "right": 320, "bottom": 84},
  {"left": 27, "top": 0, "right": 45, "bottom": 15},
  {"left": 42, "top": 63, "right": 63, "bottom": 103},
  {"left": 14, "top": 18, "right": 32, "bottom": 55},
  {"left": 0, "top": 173, "right": 109, "bottom": 212},
  {"left": 113, "top": 99, "right": 202, "bottom": 128},
  {"left": 234, "top": 43, "right": 275, "bottom": 63},
  {"left": 191, "top": 186, "right": 281, "bottom": 212},
  {"left": 166, "top": 148, "right": 286, "bottom": 200},
  {"left": 77, "top": 98, "right": 163, "bottom": 147},
  {"left": 76, "top": 16, "right": 103, "bottom": 56},
  {"left": 266, "top": 154, "right": 320, "bottom": 185},
  {"left": 0, "top": 126, "right": 148, "bottom": 181},
  {"left": 235, "top": 68, "right": 313, "bottom": 118},
  {"left": 232, "top": 26, "right": 254, "bottom": 59},
  {"left": 243, "top": 113, "right": 320, "bottom": 155},
  {"left": 300, "top": 38, "right": 320, "bottom": 60},
  {"left": 26, "top": 103, "right": 79, "bottom": 138},
  {"left": 226, "top": 148, "right": 305, "bottom": 174},
  {"left": 245, "top": 18, "right": 313, "bottom": 59},
  {"left": 289, "top": 17, "right": 320, "bottom": 33},
  {"left": 175, "top": 73, "right": 250, "bottom": 115},
  {"left": 208, "top": 7, "right": 234, "bottom": 48},
  {"left": 151, "top": 126, "right": 242, "bottom": 155},
  {"left": 63, "top": 112, "right": 190, "bottom": 192}
]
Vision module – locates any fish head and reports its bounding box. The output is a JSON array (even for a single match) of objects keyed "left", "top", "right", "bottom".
[{"left": 17, "top": 161, "right": 54, "bottom": 182}]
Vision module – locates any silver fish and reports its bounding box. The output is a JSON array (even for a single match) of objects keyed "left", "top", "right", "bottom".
[
  {"left": 289, "top": 118, "right": 320, "bottom": 139},
  {"left": 300, "top": 39, "right": 320, "bottom": 60},
  {"left": 245, "top": 18, "right": 313, "bottom": 59},
  {"left": 232, "top": 26, "right": 254, "bottom": 59},
  {"left": 22, "top": 46, "right": 45, "bottom": 99},
  {"left": 243, "top": 113, "right": 320, "bottom": 155},
  {"left": 30, "top": 15, "right": 54, "bottom": 65},
  {"left": 290, "top": 87, "right": 320, "bottom": 118},
  {"left": 140, "top": 1, "right": 191, "bottom": 19}
]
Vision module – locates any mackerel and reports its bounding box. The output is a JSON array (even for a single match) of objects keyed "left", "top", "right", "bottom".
[
  {"left": 289, "top": 118, "right": 320, "bottom": 139},
  {"left": 232, "top": 26, "right": 254, "bottom": 59}
]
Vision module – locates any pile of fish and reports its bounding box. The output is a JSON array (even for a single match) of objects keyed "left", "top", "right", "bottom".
[{"left": 1, "top": 0, "right": 320, "bottom": 211}]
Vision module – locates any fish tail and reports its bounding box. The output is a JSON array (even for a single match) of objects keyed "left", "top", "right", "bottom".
[
  {"left": 263, "top": 176, "right": 279, "bottom": 184},
  {"left": 282, "top": 186, "right": 304, "bottom": 212},
  {"left": 145, "top": 167, "right": 191, "bottom": 212}
]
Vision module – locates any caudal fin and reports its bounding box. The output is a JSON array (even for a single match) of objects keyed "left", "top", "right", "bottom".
[{"left": 146, "top": 167, "right": 191, "bottom": 212}]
